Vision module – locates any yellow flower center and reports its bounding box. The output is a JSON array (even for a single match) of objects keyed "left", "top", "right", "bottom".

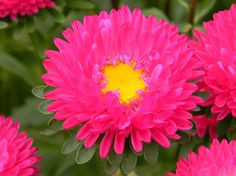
[{"left": 102, "top": 62, "right": 146, "bottom": 104}]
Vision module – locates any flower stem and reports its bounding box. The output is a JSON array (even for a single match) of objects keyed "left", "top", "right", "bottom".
[{"left": 189, "top": 0, "right": 197, "bottom": 35}]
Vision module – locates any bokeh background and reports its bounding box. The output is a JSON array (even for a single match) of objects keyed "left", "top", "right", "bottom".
[{"left": 0, "top": 0, "right": 236, "bottom": 175}]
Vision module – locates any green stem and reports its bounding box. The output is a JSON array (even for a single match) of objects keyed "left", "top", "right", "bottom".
[{"left": 189, "top": 0, "right": 197, "bottom": 35}]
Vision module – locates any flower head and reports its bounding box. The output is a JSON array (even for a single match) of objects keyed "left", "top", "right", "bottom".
[
  {"left": 193, "top": 115, "right": 217, "bottom": 139},
  {"left": 0, "top": 0, "right": 55, "bottom": 20},
  {"left": 0, "top": 115, "right": 40, "bottom": 176},
  {"left": 42, "top": 6, "right": 203, "bottom": 158},
  {"left": 167, "top": 139, "right": 236, "bottom": 176},
  {"left": 191, "top": 4, "right": 236, "bottom": 121}
]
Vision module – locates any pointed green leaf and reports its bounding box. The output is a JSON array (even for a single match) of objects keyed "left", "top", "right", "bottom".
[
  {"left": 49, "top": 9, "right": 65, "bottom": 24},
  {"left": 32, "top": 85, "right": 47, "bottom": 99},
  {"left": 61, "top": 134, "right": 81, "bottom": 154},
  {"left": 121, "top": 149, "right": 137, "bottom": 174},
  {"left": 143, "top": 7, "right": 168, "bottom": 21},
  {"left": 37, "top": 100, "right": 52, "bottom": 114},
  {"left": 13, "top": 24, "right": 26, "bottom": 40},
  {"left": 39, "top": 127, "right": 58, "bottom": 136},
  {"left": 24, "top": 18, "right": 36, "bottom": 33},
  {"left": 108, "top": 149, "right": 122, "bottom": 165},
  {"left": 75, "top": 145, "right": 96, "bottom": 165},
  {"left": 105, "top": 161, "right": 119, "bottom": 175},
  {"left": 177, "top": 0, "right": 188, "bottom": 9},
  {"left": 194, "top": 0, "right": 217, "bottom": 24},
  {"left": 0, "top": 52, "right": 34, "bottom": 85},
  {"left": 144, "top": 142, "right": 158, "bottom": 164},
  {"left": 29, "top": 30, "right": 48, "bottom": 58},
  {"left": 48, "top": 118, "right": 63, "bottom": 131}
]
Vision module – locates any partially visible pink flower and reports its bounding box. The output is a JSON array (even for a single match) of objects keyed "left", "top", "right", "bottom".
[
  {"left": 193, "top": 115, "right": 217, "bottom": 139},
  {"left": 0, "top": 115, "right": 40, "bottom": 176},
  {"left": 167, "top": 139, "right": 236, "bottom": 176},
  {"left": 191, "top": 4, "right": 236, "bottom": 121},
  {"left": 42, "top": 6, "right": 203, "bottom": 158},
  {"left": 0, "top": 0, "right": 55, "bottom": 20}
]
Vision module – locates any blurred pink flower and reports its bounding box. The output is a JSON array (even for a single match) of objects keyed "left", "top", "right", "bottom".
[
  {"left": 0, "top": 115, "right": 40, "bottom": 176},
  {"left": 191, "top": 4, "right": 236, "bottom": 121},
  {"left": 0, "top": 0, "right": 55, "bottom": 20},
  {"left": 167, "top": 139, "right": 236, "bottom": 176},
  {"left": 42, "top": 6, "right": 203, "bottom": 158},
  {"left": 193, "top": 115, "right": 217, "bottom": 139}
]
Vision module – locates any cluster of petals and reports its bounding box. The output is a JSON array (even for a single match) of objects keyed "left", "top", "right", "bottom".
[
  {"left": 193, "top": 115, "right": 217, "bottom": 139},
  {"left": 191, "top": 4, "right": 236, "bottom": 121},
  {"left": 167, "top": 139, "right": 236, "bottom": 176},
  {"left": 0, "top": 0, "right": 55, "bottom": 20},
  {"left": 42, "top": 6, "right": 203, "bottom": 158},
  {"left": 0, "top": 115, "right": 40, "bottom": 176}
]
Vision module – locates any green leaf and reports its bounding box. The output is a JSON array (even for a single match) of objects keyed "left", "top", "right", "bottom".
[
  {"left": 143, "top": 142, "right": 158, "bottom": 164},
  {"left": 49, "top": 9, "right": 65, "bottom": 24},
  {"left": 0, "top": 52, "right": 34, "bottom": 85},
  {"left": 29, "top": 30, "right": 48, "bottom": 58},
  {"left": 75, "top": 145, "right": 96, "bottom": 165},
  {"left": 47, "top": 118, "right": 63, "bottom": 131},
  {"left": 181, "top": 23, "right": 193, "bottom": 33},
  {"left": 108, "top": 150, "right": 122, "bottom": 166},
  {"left": 143, "top": 7, "right": 168, "bottom": 21},
  {"left": 0, "top": 21, "right": 8, "bottom": 29},
  {"left": 32, "top": 85, "right": 47, "bottom": 99},
  {"left": 37, "top": 100, "right": 52, "bottom": 114},
  {"left": 104, "top": 161, "right": 119, "bottom": 175},
  {"left": 121, "top": 149, "right": 137, "bottom": 174},
  {"left": 24, "top": 18, "right": 36, "bottom": 33},
  {"left": 13, "top": 24, "right": 26, "bottom": 40},
  {"left": 40, "top": 119, "right": 63, "bottom": 136},
  {"left": 194, "top": 0, "right": 217, "bottom": 24},
  {"left": 67, "top": 1, "right": 95, "bottom": 10},
  {"left": 216, "top": 116, "right": 232, "bottom": 136},
  {"left": 177, "top": 0, "right": 188, "bottom": 9},
  {"left": 12, "top": 98, "right": 49, "bottom": 127},
  {"left": 194, "top": 91, "right": 210, "bottom": 100},
  {"left": 61, "top": 134, "right": 81, "bottom": 154},
  {"left": 40, "top": 127, "right": 58, "bottom": 136}
]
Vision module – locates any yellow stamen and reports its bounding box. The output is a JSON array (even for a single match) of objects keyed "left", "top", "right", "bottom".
[{"left": 102, "top": 62, "right": 146, "bottom": 104}]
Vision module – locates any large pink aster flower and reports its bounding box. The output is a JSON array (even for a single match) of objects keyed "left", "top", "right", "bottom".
[
  {"left": 167, "top": 139, "right": 236, "bottom": 176},
  {"left": 0, "top": 115, "right": 40, "bottom": 176},
  {"left": 193, "top": 115, "right": 217, "bottom": 139},
  {"left": 191, "top": 4, "right": 236, "bottom": 121},
  {"left": 0, "top": 0, "right": 55, "bottom": 20},
  {"left": 42, "top": 6, "right": 203, "bottom": 158}
]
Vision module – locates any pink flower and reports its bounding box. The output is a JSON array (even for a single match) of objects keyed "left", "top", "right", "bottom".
[
  {"left": 167, "top": 139, "right": 236, "bottom": 176},
  {"left": 0, "top": 0, "right": 55, "bottom": 20},
  {"left": 42, "top": 6, "right": 203, "bottom": 158},
  {"left": 191, "top": 4, "right": 236, "bottom": 121},
  {"left": 0, "top": 115, "right": 40, "bottom": 176},
  {"left": 193, "top": 115, "right": 217, "bottom": 139}
]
